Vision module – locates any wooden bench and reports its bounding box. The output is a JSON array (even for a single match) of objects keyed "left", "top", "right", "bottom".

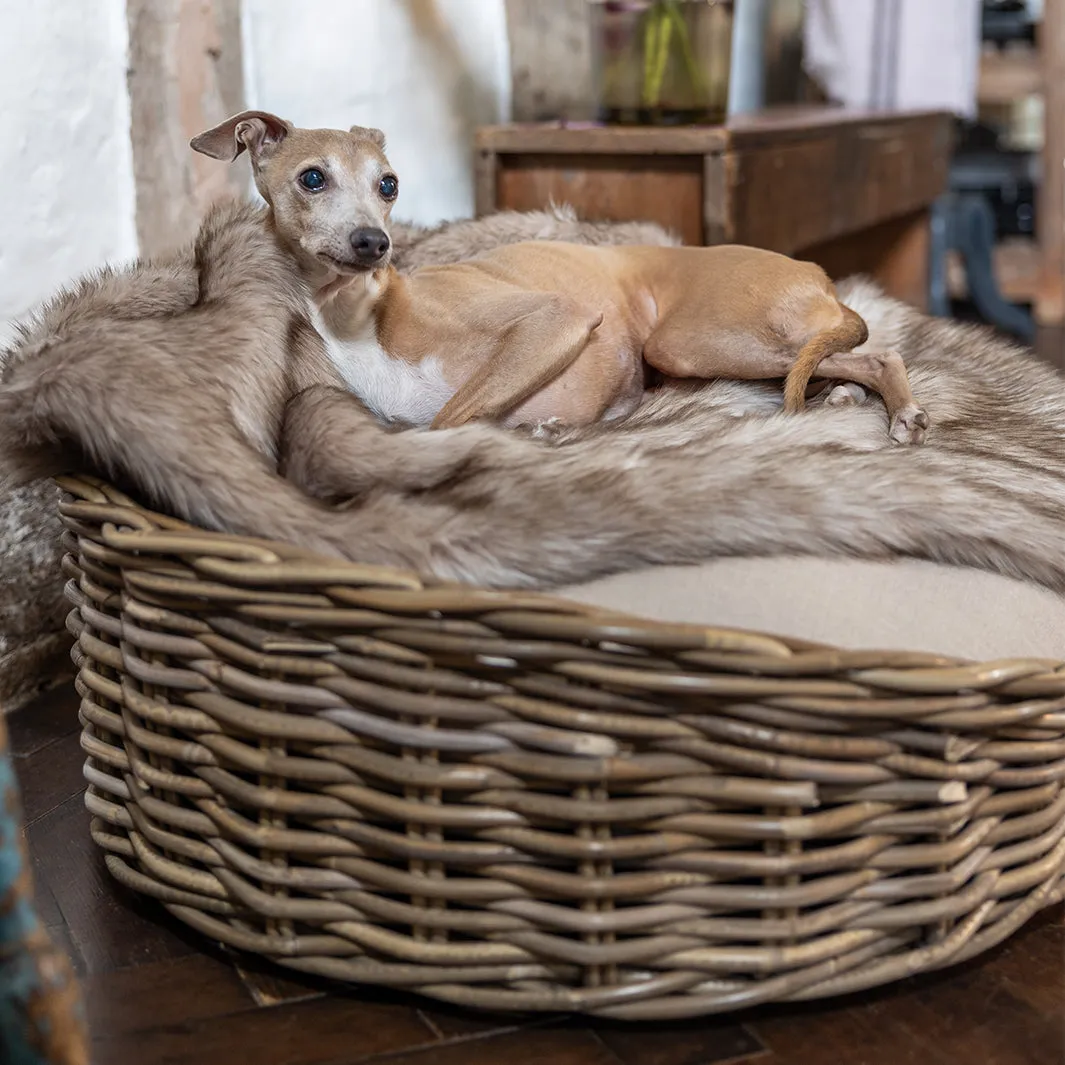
[{"left": 475, "top": 107, "right": 954, "bottom": 311}]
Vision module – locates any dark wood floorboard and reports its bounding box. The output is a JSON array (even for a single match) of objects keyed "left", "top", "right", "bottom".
[
  {"left": 595, "top": 1019, "right": 767, "bottom": 1065},
  {"left": 372, "top": 1025, "right": 626, "bottom": 1065},
  {"left": 750, "top": 929, "right": 1065, "bottom": 1065},
  {"left": 10, "top": 676, "right": 1065, "bottom": 1065},
  {"left": 81, "top": 954, "right": 254, "bottom": 1037}
]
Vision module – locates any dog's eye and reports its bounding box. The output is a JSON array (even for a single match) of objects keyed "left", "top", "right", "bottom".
[
  {"left": 299, "top": 168, "right": 326, "bottom": 191},
  {"left": 379, "top": 175, "right": 398, "bottom": 200}
]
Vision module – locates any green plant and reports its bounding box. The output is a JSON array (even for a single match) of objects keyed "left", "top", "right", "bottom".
[{"left": 640, "top": 1, "right": 708, "bottom": 109}]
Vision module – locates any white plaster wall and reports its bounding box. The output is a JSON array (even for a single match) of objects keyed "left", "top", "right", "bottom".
[
  {"left": 0, "top": 0, "right": 138, "bottom": 344},
  {"left": 242, "top": 0, "right": 510, "bottom": 226}
]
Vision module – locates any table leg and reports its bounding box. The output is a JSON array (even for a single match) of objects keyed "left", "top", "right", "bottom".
[{"left": 796, "top": 210, "right": 933, "bottom": 311}]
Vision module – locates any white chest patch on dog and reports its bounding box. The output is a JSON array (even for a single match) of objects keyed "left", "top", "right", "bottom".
[{"left": 309, "top": 303, "right": 454, "bottom": 426}]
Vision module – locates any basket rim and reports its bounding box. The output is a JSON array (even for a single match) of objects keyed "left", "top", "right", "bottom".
[{"left": 55, "top": 472, "right": 1065, "bottom": 684}]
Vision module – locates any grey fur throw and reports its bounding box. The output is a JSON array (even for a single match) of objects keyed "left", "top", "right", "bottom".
[
  {"left": 3, "top": 203, "right": 1065, "bottom": 711},
  {"left": 0, "top": 206, "right": 678, "bottom": 711}
]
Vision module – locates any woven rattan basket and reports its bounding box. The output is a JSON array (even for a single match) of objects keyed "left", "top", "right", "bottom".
[{"left": 56, "top": 474, "right": 1065, "bottom": 1020}]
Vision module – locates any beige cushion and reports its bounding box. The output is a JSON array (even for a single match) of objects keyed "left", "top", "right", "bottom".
[{"left": 562, "top": 557, "right": 1065, "bottom": 661}]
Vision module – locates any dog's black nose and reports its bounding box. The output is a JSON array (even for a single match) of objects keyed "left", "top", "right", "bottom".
[{"left": 349, "top": 227, "right": 390, "bottom": 265}]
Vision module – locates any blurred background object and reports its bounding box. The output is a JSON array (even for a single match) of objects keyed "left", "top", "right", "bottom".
[
  {"left": 507, "top": 0, "right": 810, "bottom": 122},
  {"left": 803, "top": 0, "right": 983, "bottom": 117},
  {"left": 1, "top": 0, "right": 1063, "bottom": 356},
  {"left": 927, "top": 0, "right": 1060, "bottom": 344},
  {"left": 587, "top": 1, "right": 735, "bottom": 126}
]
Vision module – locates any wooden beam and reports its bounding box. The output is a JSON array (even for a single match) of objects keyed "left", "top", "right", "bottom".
[
  {"left": 474, "top": 146, "right": 499, "bottom": 218},
  {"left": 126, "top": 0, "right": 246, "bottom": 259},
  {"left": 1037, "top": 0, "right": 1065, "bottom": 326},
  {"left": 702, "top": 151, "right": 736, "bottom": 244},
  {"left": 504, "top": 0, "right": 595, "bottom": 122},
  {"left": 799, "top": 210, "right": 934, "bottom": 312}
]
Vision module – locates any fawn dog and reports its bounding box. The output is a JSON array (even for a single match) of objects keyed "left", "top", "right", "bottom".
[{"left": 191, "top": 111, "right": 928, "bottom": 444}]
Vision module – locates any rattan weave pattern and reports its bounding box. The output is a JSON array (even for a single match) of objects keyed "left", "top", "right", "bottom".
[{"left": 56, "top": 474, "right": 1065, "bottom": 1019}]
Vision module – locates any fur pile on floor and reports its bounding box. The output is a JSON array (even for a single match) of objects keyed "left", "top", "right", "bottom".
[{"left": 0, "top": 483, "right": 70, "bottom": 711}]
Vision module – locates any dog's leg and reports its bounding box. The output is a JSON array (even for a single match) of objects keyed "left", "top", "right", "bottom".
[
  {"left": 431, "top": 295, "right": 603, "bottom": 429},
  {"left": 643, "top": 322, "right": 790, "bottom": 381},
  {"left": 813, "top": 350, "right": 929, "bottom": 445}
]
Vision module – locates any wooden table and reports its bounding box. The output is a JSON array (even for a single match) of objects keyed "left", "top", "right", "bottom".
[{"left": 475, "top": 107, "right": 954, "bottom": 311}]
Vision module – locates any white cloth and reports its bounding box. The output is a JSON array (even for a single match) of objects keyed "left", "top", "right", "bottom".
[
  {"left": 564, "top": 556, "right": 1065, "bottom": 661},
  {"left": 803, "top": 0, "right": 982, "bottom": 118}
]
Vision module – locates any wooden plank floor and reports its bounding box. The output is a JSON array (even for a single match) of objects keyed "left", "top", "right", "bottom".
[{"left": 10, "top": 683, "right": 1065, "bottom": 1065}]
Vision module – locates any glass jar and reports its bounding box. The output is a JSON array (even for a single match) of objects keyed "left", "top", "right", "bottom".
[{"left": 589, "top": 1, "right": 734, "bottom": 126}]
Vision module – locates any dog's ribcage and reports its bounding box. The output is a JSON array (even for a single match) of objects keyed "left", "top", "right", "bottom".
[{"left": 309, "top": 303, "right": 452, "bottom": 426}]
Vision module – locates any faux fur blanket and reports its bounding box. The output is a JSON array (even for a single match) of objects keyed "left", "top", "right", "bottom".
[
  {"left": 278, "top": 276, "right": 1065, "bottom": 590},
  {"left": 0, "top": 206, "right": 678, "bottom": 711},
  {"left": 2, "top": 204, "right": 1065, "bottom": 710}
]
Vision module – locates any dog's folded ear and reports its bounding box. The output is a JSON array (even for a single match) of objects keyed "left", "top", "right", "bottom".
[
  {"left": 190, "top": 110, "right": 293, "bottom": 162},
  {"left": 349, "top": 125, "right": 386, "bottom": 150}
]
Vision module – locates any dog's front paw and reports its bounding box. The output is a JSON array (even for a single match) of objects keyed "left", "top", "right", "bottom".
[{"left": 889, "top": 405, "right": 929, "bottom": 446}]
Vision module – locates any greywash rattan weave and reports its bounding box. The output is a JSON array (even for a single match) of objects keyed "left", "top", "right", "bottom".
[{"left": 57, "top": 475, "right": 1065, "bottom": 1020}]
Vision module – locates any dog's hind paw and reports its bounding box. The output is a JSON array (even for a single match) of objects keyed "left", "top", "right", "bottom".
[
  {"left": 889, "top": 405, "right": 929, "bottom": 446},
  {"left": 530, "top": 417, "right": 566, "bottom": 441},
  {"left": 825, "top": 382, "right": 868, "bottom": 407}
]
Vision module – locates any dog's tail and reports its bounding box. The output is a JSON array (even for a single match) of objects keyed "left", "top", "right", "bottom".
[{"left": 781, "top": 305, "right": 869, "bottom": 414}]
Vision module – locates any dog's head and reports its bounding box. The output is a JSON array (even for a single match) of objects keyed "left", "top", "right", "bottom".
[{"left": 191, "top": 110, "right": 399, "bottom": 275}]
